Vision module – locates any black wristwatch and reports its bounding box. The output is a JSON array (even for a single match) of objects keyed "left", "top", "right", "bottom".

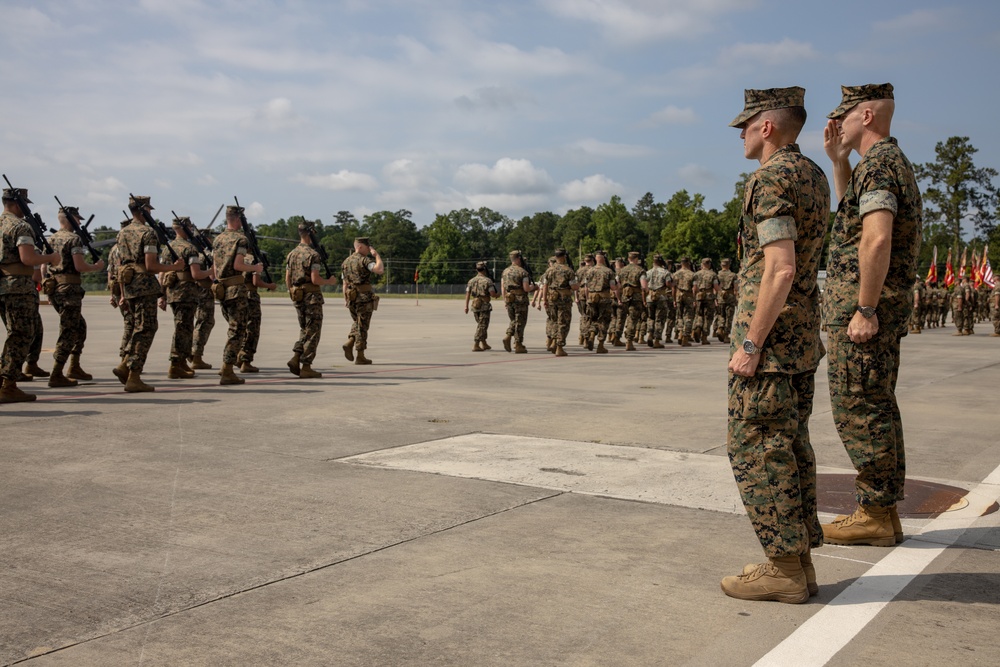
[
  {"left": 856, "top": 305, "right": 876, "bottom": 319},
  {"left": 742, "top": 338, "right": 761, "bottom": 355}
]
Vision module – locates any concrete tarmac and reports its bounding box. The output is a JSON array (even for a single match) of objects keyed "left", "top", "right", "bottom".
[{"left": 1, "top": 297, "right": 998, "bottom": 666}]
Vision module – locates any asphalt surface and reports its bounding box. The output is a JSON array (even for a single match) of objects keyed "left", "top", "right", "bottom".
[{"left": 1, "top": 297, "right": 998, "bottom": 666}]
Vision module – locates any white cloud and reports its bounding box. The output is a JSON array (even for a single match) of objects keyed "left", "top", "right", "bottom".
[
  {"left": 541, "top": 0, "right": 753, "bottom": 42},
  {"left": 197, "top": 174, "right": 219, "bottom": 186},
  {"left": 718, "top": 39, "right": 818, "bottom": 68},
  {"left": 453, "top": 158, "right": 555, "bottom": 194},
  {"left": 245, "top": 201, "right": 265, "bottom": 221},
  {"left": 245, "top": 97, "right": 306, "bottom": 131},
  {"left": 292, "top": 171, "right": 380, "bottom": 192},
  {"left": 154, "top": 179, "right": 172, "bottom": 189},
  {"left": 643, "top": 105, "right": 699, "bottom": 126},
  {"left": 455, "top": 85, "right": 537, "bottom": 112},
  {"left": 677, "top": 164, "right": 716, "bottom": 188},
  {"left": 559, "top": 175, "right": 624, "bottom": 202},
  {"left": 873, "top": 8, "right": 957, "bottom": 34},
  {"left": 570, "top": 139, "right": 654, "bottom": 160},
  {"left": 382, "top": 159, "right": 438, "bottom": 190},
  {"left": 466, "top": 193, "right": 550, "bottom": 212},
  {"left": 82, "top": 176, "right": 127, "bottom": 193}
]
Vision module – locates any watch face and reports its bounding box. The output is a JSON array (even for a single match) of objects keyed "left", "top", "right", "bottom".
[{"left": 743, "top": 339, "right": 755, "bottom": 354}]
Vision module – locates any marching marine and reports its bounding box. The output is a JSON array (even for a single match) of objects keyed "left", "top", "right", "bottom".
[
  {"left": 540, "top": 248, "right": 579, "bottom": 357},
  {"left": 714, "top": 258, "right": 737, "bottom": 343},
  {"left": 285, "top": 221, "right": 338, "bottom": 377},
  {"left": 693, "top": 257, "right": 720, "bottom": 344},
  {"left": 160, "top": 217, "right": 213, "bottom": 379},
  {"left": 501, "top": 250, "right": 536, "bottom": 353},
  {"left": 673, "top": 257, "right": 697, "bottom": 346},
  {"left": 645, "top": 254, "right": 673, "bottom": 348},
  {"left": 464, "top": 261, "right": 498, "bottom": 351}
]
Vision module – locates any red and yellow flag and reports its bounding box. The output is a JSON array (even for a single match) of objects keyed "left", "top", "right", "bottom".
[
  {"left": 959, "top": 247, "right": 968, "bottom": 279},
  {"left": 926, "top": 245, "right": 938, "bottom": 283},
  {"left": 972, "top": 248, "right": 982, "bottom": 288},
  {"left": 944, "top": 248, "right": 955, "bottom": 287}
]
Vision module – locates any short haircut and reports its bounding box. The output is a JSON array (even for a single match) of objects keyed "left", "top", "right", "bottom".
[{"left": 765, "top": 106, "right": 807, "bottom": 137}]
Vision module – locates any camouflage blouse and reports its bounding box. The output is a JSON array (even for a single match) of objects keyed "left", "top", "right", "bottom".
[
  {"left": 825, "top": 137, "right": 922, "bottom": 329},
  {"left": 673, "top": 267, "right": 695, "bottom": 293},
  {"left": 585, "top": 264, "right": 616, "bottom": 293},
  {"left": 0, "top": 211, "right": 35, "bottom": 295},
  {"left": 732, "top": 143, "right": 830, "bottom": 374},
  {"left": 501, "top": 265, "right": 531, "bottom": 295},
  {"left": 542, "top": 263, "right": 577, "bottom": 290},
  {"left": 162, "top": 237, "right": 203, "bottom": 304},
  {"left": 117, "top": 220, "right": 162, "bottom": 299},
  {"left": 48, "top": 229, "right": 84, "bottom": 277}
]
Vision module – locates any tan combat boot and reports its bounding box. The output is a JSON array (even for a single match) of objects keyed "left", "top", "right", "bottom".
[
  {"left": 66, "top": 355, "right": 93, "bottom": 381},
  {"left": 833, "top": 505, "right": 903, "bottom": 544},
  {"left": 596, "top": 339, "right": 608, "bottom": 354},
  {"left": 625, "top": 339, "right": 635, "bottom": 351},
  {"left": 240, "top": 360, "right": 260, "bottom": 373},
  {"left": 219, "top": 363, "right": 245, "bottom": 385},
  {"left": 25, "top": 361, "right": 49, "bottom": 378},
  {"left": 503, "top": 335, "right": 512, "bottom": 352},
  {"left": 299, "top": 364, "right": 322, "bottom": 378},
  {"left": 48, "top": 361, "right": 79, "bottom": 388},
  {"left": 342, "top": 337, "right": 355, "bottom": 361},
  {"left": 287, "top": 352, "right": 301, "bottom": 376},
  {"left": 822, "top": 505, "right": 895, "bottom": 547},
  {"left": 653, "top": 340, "right": 664, "bottom": 349},
  {"left": 800, "top": 549, "right": 819, "bottom": 597},
  {"left": 680, "top": 335, "right": 692, "bottom": 347},
  {"left": 555, "top": 345, "right": 567, "bottom": 357},
  {"left": 124, "top": 370, "right": 155, "bottom": 393},
  {"left": 0, "top": 378, "right": 36, "bottom": 403},
  {"left": 721, "top": 556, "right": 808, "bottom": 604},
  {"left": 355, "top": 349, "right": 373, "bottom": 365},
  {"left": 612, "top": 335, "right": 625, "bottom": 347},
  {"left": 545, "top": 337, "right": 554, "bottom": 352},
  {"left": 481, "top": 340, "right": 491, "bottom": 350},
  {"left": 167, "top": 361, "right": 195, "bottom": 379},
  {"left": 473, "top": 341, "right": 483, "bottom": 352},
  {"left": 514, "top": 342, "right": 527, "bottom": 354},
  {"left": 113, "top": 358, "right": 130, "bottom": 385},
  {"left": 585, "top": 335, "right": 594, "bottom": 351},
  {"left": 190, "top": 354, "right": 212, "bottom": 370}
]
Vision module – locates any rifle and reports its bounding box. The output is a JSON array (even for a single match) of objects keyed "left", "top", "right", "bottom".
[
  {"left": 128, "top": 193, "right": 179, "bottom": 262},
  {"left": 171, "top": 210, "right": 214, "bottom": 267},
  {"left": 54, "top": 196, "right": 101, "bottom": 262},
  {"left": 306, "top": 225, "right": 334, "bottom": 278},
  {"left": 2, "top": 174, "right": 53, "bottom": 254},
  {"left": 233, "top": 196, "right": 274, "bottom": 284}
]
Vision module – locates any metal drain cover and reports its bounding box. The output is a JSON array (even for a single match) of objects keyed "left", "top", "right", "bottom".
[{"left": 817, "top": 473, "right": 997, "bottom": 518}]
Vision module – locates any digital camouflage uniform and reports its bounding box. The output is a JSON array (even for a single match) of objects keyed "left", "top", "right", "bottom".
[
  {"left": 585, "top": 264, "right": 616, "bottom": 344},
  {"left": 287, "top": 243, "right": 325, "bottom": 364},
  {"left": 161, "top": 237, "right": 204, "bottom": 364},
  {"left": 673, "top": 266, "right": 696, "bottom": 339},
  {"left": 501, "top": 264, "right": 531, "bottom": 345},
  {"left": 645, "top": 265, "right": 672, "bottom": 343},
  {"left": 47, "top": 230, "right": 90, "bottom": 364},
  {"left": 26, "top": 295, "right": 43, "bottom": 369},
  {"left": 542, "top": 262, "right": 578, "bottom": 348},
  {"left": 213, "top": 228, "right": 251, "bottom": 365},
  {"left": 825, "top": 136, "right": 922, "bottom": 508},
  {"left": 342, "top": 251, "right": 378, "bottom": 352},
  {"left": 908, "top": 279, "right": 924, "bottom": 333},
  {"left": 990, "top": 283, "right": 1000, "bottom": 335},
  {"left": 107, "top": 244, "right": 134, "bottom": 359},
  {"left": 955, "top": 281, "right": 975, "bottom": 334},
  {"left": 0, "top": 211, "right": 38, "bottom": 380},
  {"left": 576, "top": 263, "right": 592, "bottom": 344},
  {"left": 729, "top": 142, "right": 830, "bottom": 558},
  {"left": 241, "top": 272, "right": 263, "bottom": 365},
  {"left": 617, "top": 262, "right": 645, "bottom": 342},
  {"left": 693, "top": 266, "right": 719, "bottom": 341},
  {"left": 466, "top": 273, "right": 495, "bottom": 343},
  {"left": 117, "top": 220, "right": 163, "bottom": 372},
  {"left": 192, "top": 280, "right": 216, "bottom": 359},
  {"left": 715, "top": 266, "right": 737, "bottom": 339}
]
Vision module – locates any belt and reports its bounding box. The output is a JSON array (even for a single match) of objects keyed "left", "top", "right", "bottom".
[
  {"left": 555, "top": 288, "right": 573, "bottom": 296},
  {"left": 219, "top": 275, "right": 245, "bottom": 287},
  {"left": 54, "top": 274, "right": 82, "bottom": 285},
  {"left": 176, "top": 273, "right": 193, "bottom": 283},
  {"left": 301, "top": 283, "right": 321, "bottom": 293},
  {"left": 0, "top": 263, "right": 35, "bottom": 276},
  {"left": 355, "top": 283, "right": 373, "bottom": 292},
  {"left": 124, "top": 262, "right": 149, "bottom": 274}
]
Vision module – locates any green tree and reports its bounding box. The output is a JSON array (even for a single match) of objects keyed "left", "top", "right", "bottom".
[
  {"left": 594, "top": 195, "right": 638, "bottom": 259},
  {"left": 554, "top": 206, "right": 595, "bottom": 265},
  {"left": 417, "top": 214, "right": 470, "bottom": 284},
  {"left": 362, "top": 209, "right": 426, "bottom": 284},
  {"left": 506, "top": 211, "right": 560, "bottom": 262},
  {"left": 632, "top": 192, "right": 665, "bottom": 257},
  {"left": 915, "top": 136, "right": 1000, "bottom": 244}
]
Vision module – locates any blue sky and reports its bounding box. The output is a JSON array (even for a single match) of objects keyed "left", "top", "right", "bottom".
[{"left": 3, "top": 0, "right": 998, "bottom": 229}]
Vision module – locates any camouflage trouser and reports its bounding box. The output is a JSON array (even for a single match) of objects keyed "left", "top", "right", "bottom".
[
  {"left": 827, "top": 326, "right": 905, "bottom": 507},
  {"left": 909, "top": 306, "right": 923, "bottom": 331},
  {"left": 576, "top": 299, "right": 590, "bottom": 341},
  {"left": 663, "top": 299, "right": 677, "bottom": 340},
  {"left": 168, "top": 300, "right": 196, "bottom": 363},
  {"left": 728, "top": 370, "right": 822, "bottom": 558},
  {"left": 220, "top": 296, "right": 249, "bottom": 365},
  {"left": 192, "top": 287, "right": 215, "bottom": 357},
  {"left": 586, "top": 298, "right": 613, "bottom": 342},
  {"left": 125, "top": 295, "right": 159, "bottom": 372},
  {"left": 241, "top": 293, "right": 262, "bottom": 363},
  {"left": 472, "top": 306, "right": 491, "bottom": 343},
  {"left": 993, "top": 314, "right": 1000, "bottom": 335},
  {"left": 622, "top": 297, "right": 644, "bottom": 341},
  {"left": 647, "top": 299, "right": 669, "bottom": 341},
  {"left": 715, "top": 298, "right": 736, "bottom": 338},
  {"left": 292, "top": 299, "right": 323, "bottom": 364},
  {"left": 505, "top": 296, "right": 529, "bottom": 344},
  {"left": 676, "top": 293, "right": 695, "bottom": 337},
  {"left": 693, "top": 298, "right": 715, "bottom": 335},
  {"left": 549, "top": 292, "right": 574, "bottom": 347},
  {"left": 952, "top": 305, "right": 965, "bottom": 333},
  {"left": 118, "top": 301, "right": 134, "bottom": 359},
  {"left": 27, "top": 297, "right": 42, "bottom": 365},
  {"left": 50, "top": 286, "right": 87, "bottom": 363},
  {"left": 638, "top": 314, "right": 647, "bottom": 340},
  {"left": 0, "top": 292, "right": 36, "bottom": 380},
  {"left": 544, "top": 299, "right": 557, "bottom": 342},
  {"left": 961, "top": 307, "right": 974, "bottom": 333},
  {"left": 348, "top": 294, "right": 375, "bottom": 351}
]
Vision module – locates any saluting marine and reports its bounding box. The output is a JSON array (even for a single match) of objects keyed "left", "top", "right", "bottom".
[
  {"left": 213, "top": 204, "right": 263, "bottom": 385},
  {"left": 341, "top": 236, "right": 384, "bottom": 365},
  {"left": 160, "top": 217, "right": 213, "bottom": 379}
]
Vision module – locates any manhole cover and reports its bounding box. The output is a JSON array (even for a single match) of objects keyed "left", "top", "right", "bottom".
[{"left": 816, "top": 473, "right": 994, "bottom": 518}]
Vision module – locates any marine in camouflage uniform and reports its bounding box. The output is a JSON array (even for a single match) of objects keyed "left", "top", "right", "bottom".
[
  {"left": 714, "top": 258, "right": 738, "bottom": 342},
  {"left": 501, "top": 250, "right": 536, "bottom": 353},
  {"left": 672, "top": 258, "right": 696, "bottom": 346},
  {"left": 953, "top": 277, "right": 975, "bottom": 335},
  {"left": 160, "top": 218, "right": 211, "bottom": 379},
  {"left": 541, "top": 248, "right": 579, "bottom": 356},
  {"left": 113, "top": 195, "right": 183, "bottom": 392},
  {"left": 213, "top": 205, "right": 264, "bottom": 384},
  {"left": 538, "top": 257, "right": 557, "bottom": 350},
  {"left": 341, "top": 236, "right": 384, "bottom": 364},
  {"left": 721, "top": 86, "right": 830, "bottom": 604},
  {"left": 465, "top": 261, "right": 498, "bottom": 351},
  {"left": 990, "top": 282, "right": 1000, "bottom": 336},
  {"left": 239, "top": 269, "right": 276, "bottom": 373},
  {"left": 575, "top": 256, "right": 594, "bottom": 347},
  {"left": 0, "top": 187, "right": 59, "bottom": 403},
  {"left": 822, "top": 83, "right": 922, "bottom": 547},
  {"left": 644, "top": 254, "right": 673, "bottom": 348},
  {"left": 45, "top": 206, "right": 106, "bottom": 387},
  {"left": 106, "top": 229, "right": 134, "bottom": 361},
  {"left": 615, "top": 252, "right": 646, "bottom": 351},
  {"left": 662, "top": 259, "right": 678, "bottom": 341},
  {"left": 692, "top": 258, "right": 719, "bottom": 345},
  {"left": 583, "top": 251, "right": 618, "bottom": 353},
  {"left": 191, "top": 228, "right": 216, "bottom": 370},
  {"left": 286, "top": 222, "right": 337, "bottom": 377},
  {"left": 908, "top": 278, "right": 924, "bottom": 333}
]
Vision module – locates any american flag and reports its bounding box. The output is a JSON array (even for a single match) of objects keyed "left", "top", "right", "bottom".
[{"left": 982, "top": 244, "right": 995, "bottom": 289}]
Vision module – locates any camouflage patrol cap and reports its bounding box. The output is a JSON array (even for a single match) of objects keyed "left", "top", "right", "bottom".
[
  {"left": 701, "top": 257, "right": 712, "bottom": 265},
  {"left": 720, "top": 258, "right": 731, "bottom": 266},
  {"left": 827, "top": 83, "right": 894, "bottom": 119},
  {"left": 59, "top": 205, "right": 81, "bottom": 218},
  {"left": 509, "top": 249, "right": 523, "bottom": 258},
  {"left": 554, "top": 247, "right": 567, "bottom": 257},
  {"left": 172, "top": 216, "right": 191, "bottom": 228},
  {"left": 129, "top": 195, "right": 154, "bottom": 210},
  {"left": 729, "top": 86, "right": 806, "bottom": 128},
  {"left": 475, "top": 261, "right": 488, "bottom": 271},
  {"left": 298, "top": 221, "right": 315, "bottom": 233},
  {"left": 354, "top": 236, "right": 371, "bottom": 246},
  {"left": 1, "top": 187, "right": 32, "bottom": 203},
  {"left": 584, "top": 253, "right": 595, "bottom": 261},
  {"left": 628, "top": 251, "right": 640, "bottom": 259}
]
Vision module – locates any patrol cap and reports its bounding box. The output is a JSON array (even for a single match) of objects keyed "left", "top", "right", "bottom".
[
  {"left": 584, "top": 253, "right": 595, "bottom": 261},
  {"left": 680, "top": 256, "right": 691, "bottom": 264},
  {"left": 729, "top": 86, "right": 805, "bottom": 128},
  {"left": 226, "top": 204, "right": 244, "bottom": 216},
  {"left": 701, "top": 257, "right": 712, "bottom": 265},
  {"left": 1, "top": 187, "right": 31, "bottom": 203},
  {"left": 59, "top": 205, "right": 81, "bottom": 218},
  {"left": 628, "top": 251, "right": 640, "bottom": 259},
  {"left": 475, "top": 261, "right": 488, "bottom": 271},
  {"left": 828, "top": 83, "right": 894, "bottom": 119},
  {"left": 129, "top": 195, "right": 153, "bottom": 210},
  {"left": 509, "top": 249, "right": 522, "bottom": 258},
  {"left": 354, "top": 236, "right": 371, "bottom": 246},
  {"left": 172, "top": 216, "right": 192, "bottom": 228},
  {"left": 298, "top": 221, "right": 315, "bottom": 233},
  {"left": 720, "top": 258, "right": 731, "bottom": 266},
  {"left": 554, "top": 247, "right": 567, "bottom": 257}
]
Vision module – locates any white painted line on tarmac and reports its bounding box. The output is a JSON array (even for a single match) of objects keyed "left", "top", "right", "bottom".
[{"left": 754, "top": 468, "right": 1000, "bottom": 667}]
